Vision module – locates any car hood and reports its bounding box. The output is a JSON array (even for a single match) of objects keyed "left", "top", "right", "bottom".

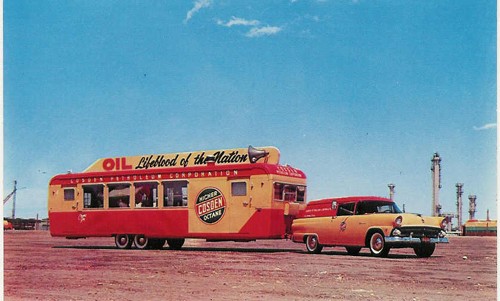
[{"left": 396, "top": 213, "right": 443, "bottom": 228}]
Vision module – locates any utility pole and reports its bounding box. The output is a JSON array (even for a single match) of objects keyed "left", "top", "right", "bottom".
[
  {"left": 3, "top": 180, "right": 25, "bottom": 220},
  {"left": 12, "top": 180, "right": 17, "bottom": 219}
]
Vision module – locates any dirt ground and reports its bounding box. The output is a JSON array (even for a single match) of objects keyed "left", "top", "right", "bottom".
[{"left": 3, "top": 231, "right": 497, "bottom": 300}]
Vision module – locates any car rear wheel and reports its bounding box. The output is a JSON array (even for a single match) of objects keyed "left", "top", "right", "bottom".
[
  {"left": 305, "top": 235, "right": 323, "bottom": 254},
  {"left": 413, "top": 243, "right": 436, "bottom": 258},
  {"left": 369, "top": 232, "right": 390, "bottom": 257}
]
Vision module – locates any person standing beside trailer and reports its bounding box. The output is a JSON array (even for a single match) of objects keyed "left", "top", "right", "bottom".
[{"left": 48, "top": 146, "right": 307, "bottom": 250}]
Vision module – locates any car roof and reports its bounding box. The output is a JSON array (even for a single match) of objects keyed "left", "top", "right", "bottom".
[{"left": 308, "top": 196, "right": 393, "bottom": 206}]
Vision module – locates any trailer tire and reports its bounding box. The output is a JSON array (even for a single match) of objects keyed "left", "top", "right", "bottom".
[
  {"left": 115, "top": 234, "right": 133, "bottom": 249},
  {"left": 134, "top": 234, "right": 150, "bottom": 249}
]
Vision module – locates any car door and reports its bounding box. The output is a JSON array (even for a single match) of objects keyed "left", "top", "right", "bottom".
[
  {"left": 329, "top": 202, "right": 355, "bottom": 245},
  {"left": 344, "top": 201, "right": 371, "bottom": 246}
]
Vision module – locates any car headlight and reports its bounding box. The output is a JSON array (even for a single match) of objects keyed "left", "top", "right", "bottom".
[
  {"left": 393, "top": 215, "right": 403, "bottom": 228},
  {"left": 440, "top": 218, "right": 447, "bottom": 229}
]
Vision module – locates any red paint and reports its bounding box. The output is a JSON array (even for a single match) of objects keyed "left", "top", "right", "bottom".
[
  {"left": 49, "top": 209, "right": 189, "bottom": 238},
  {"left": 102, "top": 157, "right": 133, "bottom": 171},
  {"left": 49, "top": 208, "right": 287, "bottom": 240},
  {"left": 298, "top": 196, "right": 391, "bottom": 218}
]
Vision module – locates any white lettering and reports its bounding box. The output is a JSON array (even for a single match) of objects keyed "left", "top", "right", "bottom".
[
  {"left": 203, "top": 209, "right": 222, "bottom": 220},
  {"left": 196, "top": 196, "right": 224, "bottom": 214}
]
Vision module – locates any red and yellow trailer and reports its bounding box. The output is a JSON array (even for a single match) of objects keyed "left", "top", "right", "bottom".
[{"left": 48, "top": 146, "right": 307, "bottom": 249}]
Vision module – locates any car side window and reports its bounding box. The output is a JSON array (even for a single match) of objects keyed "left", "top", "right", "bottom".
[
  {"left": 356, "top": 201, "right": 375, "bottom": 214},
  {"left": 356, "top": 202, "right": 365, "bottom": 215},
  {"left": 337, "top": 202, "right": 355, "bottom": 216}
]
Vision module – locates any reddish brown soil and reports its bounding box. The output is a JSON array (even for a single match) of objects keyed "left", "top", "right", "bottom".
[{"left": 3, "top": 231, "right": 497, "bottom": 300}]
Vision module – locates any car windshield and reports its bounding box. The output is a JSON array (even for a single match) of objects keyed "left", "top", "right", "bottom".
[{"left": 355, "top": 201, "right": 403, "bottom": 215}]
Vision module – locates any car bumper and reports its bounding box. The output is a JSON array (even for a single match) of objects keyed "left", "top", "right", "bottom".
[{"left": 385, "top": 236, "right": 449, "bottom": 244}]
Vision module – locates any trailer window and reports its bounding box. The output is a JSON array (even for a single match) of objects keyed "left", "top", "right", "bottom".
[
  {"left": 283, "top": 186, "right": 296, "bottom": 201},
  {"left": 64, "top": 188, "right": 75, "bottom": 201},
  {"left": 273, "top": 183, "right": 306, "bottom": 203},
  {"left": 297, "top": 186, "right": 306, "bottom": 202},
  {"left": 274, "top": 183, "right": 283, "bottom": 200},
  {"left": 231, "top": 182, "right": 247, "bottom": 196},
  {"left": 163, "top": 181, "right": 188, "bottom": 207},
  {"left": 108, "top": 184, "right": 131, "bottom": 208},
  {"left": 83, "top": 185, "right": 104, "bottom": 209},
  {"left": 134, "top": 182, "right": 158, "bottom": 208}
]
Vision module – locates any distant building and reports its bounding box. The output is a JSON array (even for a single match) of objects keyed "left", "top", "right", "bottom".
[
  {"left": 4, "top": 217, "right": 47, "bottom": 230},
  {"left": 463, "top": 219, "right": 497, "bottom": 236},
  {"left": 41, "top": 218, "right": 50, "bottom": 230}
]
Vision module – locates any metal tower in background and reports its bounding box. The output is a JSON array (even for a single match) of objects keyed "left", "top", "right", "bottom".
[
  {"left": 388, "top": 183, "right": 395, "bottom": 201},
  {"left": 3, "top": 180, "right": 18, "bottom": 219},
  {"left": 431, "top": 153, "right": 442, "bottom": 216},
  {"left": 468, "top": 195, "right": 477, "bottom": 220},
  {"left": 456, "top": 183, "right": 464, "bottom": 230}
]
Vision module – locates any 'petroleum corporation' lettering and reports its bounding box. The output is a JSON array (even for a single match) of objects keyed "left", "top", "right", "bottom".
[{"left": 195, "top": 187, "right": 226, "bottom": 224}]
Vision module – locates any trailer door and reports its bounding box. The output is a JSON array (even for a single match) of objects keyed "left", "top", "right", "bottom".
[{"left": 228, "top": 179, "right": 253, "bottom": 234}]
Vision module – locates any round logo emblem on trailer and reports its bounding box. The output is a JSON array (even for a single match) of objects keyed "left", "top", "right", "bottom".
[{"left": 195, "top": 187, "right": 226, "bottom": 224}]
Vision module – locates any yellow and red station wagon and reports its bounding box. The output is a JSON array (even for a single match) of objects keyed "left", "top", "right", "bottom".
[{"left": 291, "top": 196, "right": 449, "bottom": 257}]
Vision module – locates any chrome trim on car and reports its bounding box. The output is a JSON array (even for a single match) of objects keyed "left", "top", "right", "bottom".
[{"left": 385, "top": 236, "right": 449, "bottom": 244}]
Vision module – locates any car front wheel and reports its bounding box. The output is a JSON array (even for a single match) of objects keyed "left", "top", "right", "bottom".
[{"left": 369, "top": 232, "right": 390, "bottom": 257}]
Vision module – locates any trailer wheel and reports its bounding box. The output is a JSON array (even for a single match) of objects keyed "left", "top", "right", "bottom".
[
  {"left": 369, "top": 232, "right": 390, "bottom": 257},
  {"left": 115, "top": 234, "right": 133, "bottom": 249},
  {"left": 305, "top": 235, "right": 323, "bottom": 254},
  {"left": 167, "top": 238, "right": 185, "bottom": 250},
  {"left": 134, "top": 234, "right": 150, "bottom": 249},
  {"left": 413, "top": 243, "right": 435, "bottom": 258}
]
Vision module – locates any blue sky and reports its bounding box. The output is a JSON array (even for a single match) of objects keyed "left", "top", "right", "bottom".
[{"left": 3, "top": 0, "right": 497, "bottom": 223}]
